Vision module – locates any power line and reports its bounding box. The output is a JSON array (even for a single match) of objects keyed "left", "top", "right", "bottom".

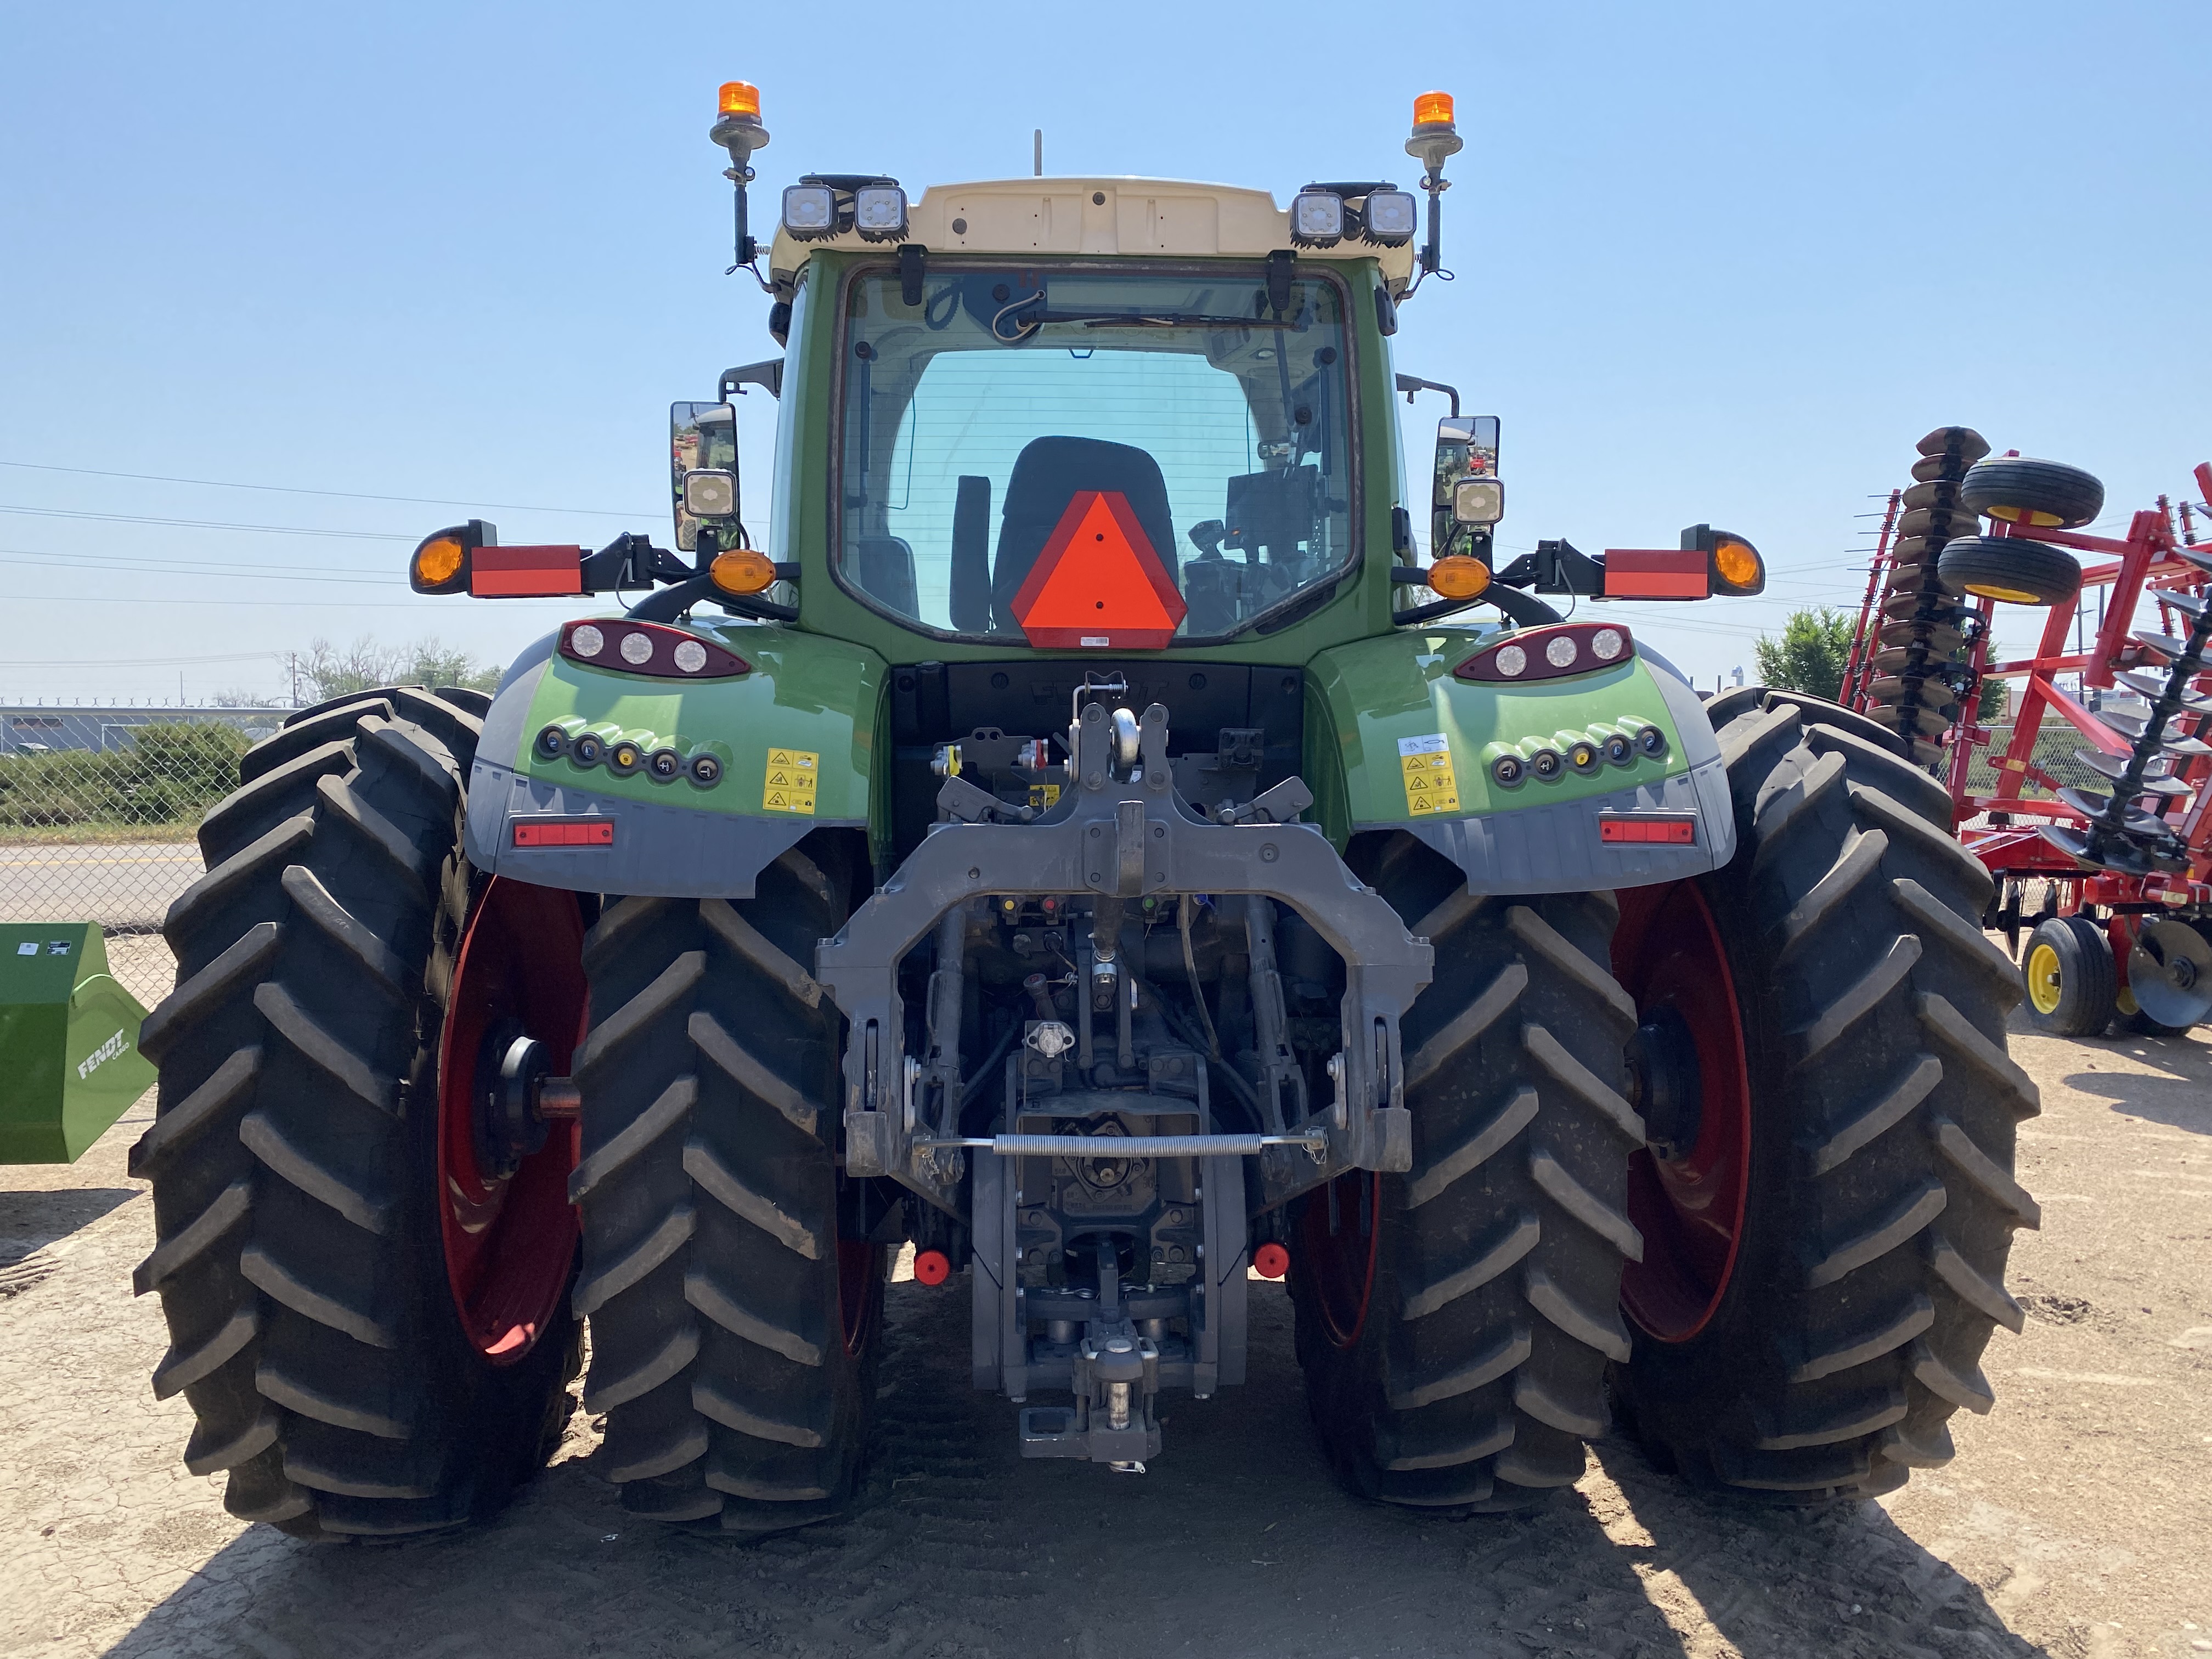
[
  {"left": 0, "top": 551, "right": 403, "bottom": 586},
  {"left": 0, "top": 504, "right": 417, "bottom": 540},
  {"left": 0, "top": 459, "right": 658, "bottom": 518}
]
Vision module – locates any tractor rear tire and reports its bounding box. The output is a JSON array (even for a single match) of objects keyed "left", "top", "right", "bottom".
[
  {"left": 132, "top": 687, "right": 582, "bottom": 1538},
  {"left": 1610, "top": 687, "right": 2038, "bottom": 1502},
  {"left": 1938, "top": 536, "right": 2083, "bottom": 607},
  {"left": 2022, "top": 915, "right": 2117, "bottom": 1037},
  {"left": 571, "top": 842, "right": 883, "bottom": 1534},
  {"left": 1294, "top": 835, "right": 1643, "bottom": 1514}
]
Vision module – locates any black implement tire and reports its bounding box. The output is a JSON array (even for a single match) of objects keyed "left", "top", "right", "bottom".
[
  {"left": 1611, "top": 688, "right": 2037, "bottom": 1502},
  {"left": 1295, "top": 835, "right": 1643, "bottom": 1514},
  {"left": 1960, "top": 456, "right": 2104, "bottom": 530},
  {"left": 132, "top": 687, "right": 581, "bottom": 1538},
  {"left": 2021, "top": 916, "right": 2115, "bottom": 1037},
  {"left": 1938, "top": 535, "right": 2083, "bottom": 607},
  {"left": 572, "top": 839, "right": 883, "bottom": 1534}
]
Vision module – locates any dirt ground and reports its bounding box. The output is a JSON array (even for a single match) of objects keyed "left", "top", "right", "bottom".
[{"left": 2, "top": 984, "right": 2207, "bottom": 1659}]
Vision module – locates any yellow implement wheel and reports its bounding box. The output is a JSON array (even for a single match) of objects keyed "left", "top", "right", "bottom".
[
  {"left": 2021, "top": 915, "right": 2117, "bottom": 1037},
  {"left": 2025, "top": 940, "right": 2064, "bottom": 1017}
]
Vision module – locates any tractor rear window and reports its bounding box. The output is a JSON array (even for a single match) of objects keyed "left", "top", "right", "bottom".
[{"left": 833, "top": 267, "right": 1355, "bottom": 642}]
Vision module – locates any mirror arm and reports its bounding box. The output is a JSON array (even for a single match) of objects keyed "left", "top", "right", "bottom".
[
  {"left": 719, "top": 359, "right": 785, "bottom": 401},
  {"left": 1394, "top": 373, "right": 1460, "bottom": 417}
]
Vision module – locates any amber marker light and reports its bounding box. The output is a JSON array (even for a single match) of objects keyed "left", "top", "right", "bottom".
[
  {"left": 414, "top": 534, "right": 465, "bottom": 588},
  {"left": 709, "top": 548, "right": 776, "bottom": 595},
  {"left": 1412, "top": 91, "right": 1456, "bottom": 130},
  {"left": 1425, "top": 555, "right": 1491, "bottom": 601},
  {"left": 718, "top": 81, "right": 760, "bottom": 120},
  {"left": 409, "top": 520, "right": 491, "bottom": 595},
  {"left": 1713, "top": 540, "right": 1763, "bottom": 590}
]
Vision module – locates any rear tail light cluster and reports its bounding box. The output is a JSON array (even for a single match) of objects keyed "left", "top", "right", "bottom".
[
  {"left": 1489, "top": 721, "right": 1666, "bottom": 788},
  {"left": 535, "top": 723, "right": 725, "bottom": 788},
  {"left": 1457, "top": 623, "right": 1633, "bottom": 684},
  {"left": 560, "top": 620, "right": 749, "bottom": 679}
]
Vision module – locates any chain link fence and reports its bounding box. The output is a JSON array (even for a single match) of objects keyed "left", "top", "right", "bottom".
[
  {"left": 1, "top": 709, "right": 284, "bottom": 1008},
  {"left": 1947, "top": 721, "right": 2109, "bottom": 802}
]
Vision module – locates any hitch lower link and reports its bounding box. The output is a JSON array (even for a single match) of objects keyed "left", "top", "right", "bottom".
[{"left": 812, "top": 699, "right": 1436, "bottom": 1213}]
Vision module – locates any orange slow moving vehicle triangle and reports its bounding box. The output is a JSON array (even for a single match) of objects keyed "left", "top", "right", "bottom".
[{"left": 1009, "top": 490, "right": 1188, "bottom": 648}]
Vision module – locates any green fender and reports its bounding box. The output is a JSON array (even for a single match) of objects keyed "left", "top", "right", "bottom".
[
  {"left": 463, "top": 620, "right": 884, "bottom": 898},
  {"left": 1305, "top": 628, "right": 1736, "bottom": 893}
]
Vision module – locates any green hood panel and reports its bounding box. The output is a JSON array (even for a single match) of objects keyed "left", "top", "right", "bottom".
[
  {"left": 1307, "top": 629, "right": 1692, "bottom": 832},
  {"left": 512, "top": 621, "right": 884, "bottom": 822}
]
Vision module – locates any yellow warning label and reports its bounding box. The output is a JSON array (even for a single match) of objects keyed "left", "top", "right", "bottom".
[
  {"left": 1397, "top": 733, "right": 1461, "bottom": 817},
  {"left": 1028, "top": 782, "right": 1062, "bottom": 811},
  {"left": 764, "top": 747, "right": 819, "bottom": 815}
]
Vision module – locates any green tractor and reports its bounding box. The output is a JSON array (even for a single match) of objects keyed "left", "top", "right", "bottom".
[{"left": 130, "top": 84, "right": 2035, "bottom": 1538}]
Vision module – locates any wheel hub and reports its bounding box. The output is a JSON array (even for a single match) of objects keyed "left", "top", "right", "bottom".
[
  {"left": 1627, "top": 1006, "right": 1703, "bottom": 1163},
  {"left": 472, "top": 1030, "right": 580, "bottom": 1182},
  {"left": 1612, "top": 881, "right": 1751, "bottom": 1345},
  {"left": 436, "top": 877, "right": 587, "bottom": 1363}
]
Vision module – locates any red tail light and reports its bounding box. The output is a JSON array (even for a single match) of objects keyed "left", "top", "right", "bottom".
[
  {"left": 559, "top": 620, "right": 749, "bottom": 679},
  {"left": 512, "top": 817, "right": 615, "bottom": 848},
  {"left": 1456, "top": 623, "right": 1634, "bottom": 683}
]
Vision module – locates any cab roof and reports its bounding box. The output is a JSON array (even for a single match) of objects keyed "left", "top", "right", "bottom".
[{"left": 767, "top": 176, "right": 1415, "bottom": 294}]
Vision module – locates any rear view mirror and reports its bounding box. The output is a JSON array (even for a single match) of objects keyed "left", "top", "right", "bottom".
[
  {"left": 1434, "top": 415, "right": 1502, "bottom": 543},
  {"left": 671, "top": 401, "right": 740, "bottom": 552}
]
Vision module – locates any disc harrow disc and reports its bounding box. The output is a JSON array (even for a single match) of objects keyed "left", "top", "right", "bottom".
[{"left": 2128, "top": 918, "right": 2212, "bottom": 1029}]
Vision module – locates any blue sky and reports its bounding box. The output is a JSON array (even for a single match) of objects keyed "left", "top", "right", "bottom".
[{"left": 1, "top": 0, "right": 2204, "bottom": 704}]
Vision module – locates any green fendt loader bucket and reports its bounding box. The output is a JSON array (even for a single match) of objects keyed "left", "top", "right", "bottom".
[{"left": 0, "top": 921, "right": 156, "bottom": 1163}]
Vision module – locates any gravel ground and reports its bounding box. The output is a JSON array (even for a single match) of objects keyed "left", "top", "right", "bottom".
[{"left": 1, "top": 977, "right": 2206, "bottom": 1659}]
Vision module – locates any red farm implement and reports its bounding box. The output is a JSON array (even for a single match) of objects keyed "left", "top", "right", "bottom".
[{"left": 1842, "top": 433, "right": 2212, "bottom": 1038}]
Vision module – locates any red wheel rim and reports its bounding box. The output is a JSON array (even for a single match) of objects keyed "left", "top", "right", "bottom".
[
  {"left": 1613, "top": 882, "right": 1752, "bottom": 1344},
  {"left": 1297, "top": 1171, "right": 1380, "bottom": 1348},
  {"left": 436, "top": 877, "right": 586, "bottom": 1364}
]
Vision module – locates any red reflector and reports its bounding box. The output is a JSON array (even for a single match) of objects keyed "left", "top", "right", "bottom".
[
  {"left": 912, "top": 1248, "right": 952, "bottom": 1286},
  {"left": 1604, "top": 549, "right": 1708, "bottom": 600},
  {"left": 1011, "top": 490, "right": 1188, "bottom": 649},
  {"left": 512, "top": 818, "right": 614, "bottom": 848},
  {"left": 472, "top": 545, "right": 584, "bottom": 597},
  {"left": 1599, "top": 815, "right": 1695, "bottom": 845},
  {"left": 1252, "top": 1242, "right": 1290, "bottom": 1280}
]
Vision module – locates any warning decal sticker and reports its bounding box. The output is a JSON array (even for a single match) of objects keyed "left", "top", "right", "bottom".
[
  {"left": 764, "top": 747, "right": 819, "bottom": 815},
  {"left": 1397, "top": 733, "right": 1462, "bottom": 817}
]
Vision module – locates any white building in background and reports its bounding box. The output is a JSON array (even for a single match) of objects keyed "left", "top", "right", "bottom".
[{"left": 0, "top": 705, "right": 287, "bottom": 756}]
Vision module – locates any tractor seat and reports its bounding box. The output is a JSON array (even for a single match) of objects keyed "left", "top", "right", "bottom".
[{"left": 986, "top": 436, "right": 1178, "bottom": 633}]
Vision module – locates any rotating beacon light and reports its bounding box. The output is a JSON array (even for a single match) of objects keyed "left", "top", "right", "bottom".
[
  {"left": 1404, "top": 91, "right": 1462, "bottom": 278},
  {"left": 710, "top": 80, "right": 771, "bottom": 269}
]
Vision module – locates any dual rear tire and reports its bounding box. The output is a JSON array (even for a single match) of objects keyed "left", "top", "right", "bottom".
[
  {"left": 567, "top": 845, "right": 883, "bottom": 1533},
  {"left": 1609, "top": 689, "right": 2035, "bottom": 1498},
  {"left": 1297, "top": 689, "right": 2036, "bottom": 1508},
  {"left": 134, "top": 688, "right": 582, "bottom": 1537}
]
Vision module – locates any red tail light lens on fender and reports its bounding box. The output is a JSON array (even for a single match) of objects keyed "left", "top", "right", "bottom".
[
  {"left": 560, "top": 620, "right": 749, "bottom": 679},
  {"left": 1599, "top": 814, "right": 1695, "bottom": 845},
  {"left": 512, "top": 817, "right": 615, "bottom": 848},
  {"left": 1456, "top": 623, "right": 1634, "bottom": 683}
]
